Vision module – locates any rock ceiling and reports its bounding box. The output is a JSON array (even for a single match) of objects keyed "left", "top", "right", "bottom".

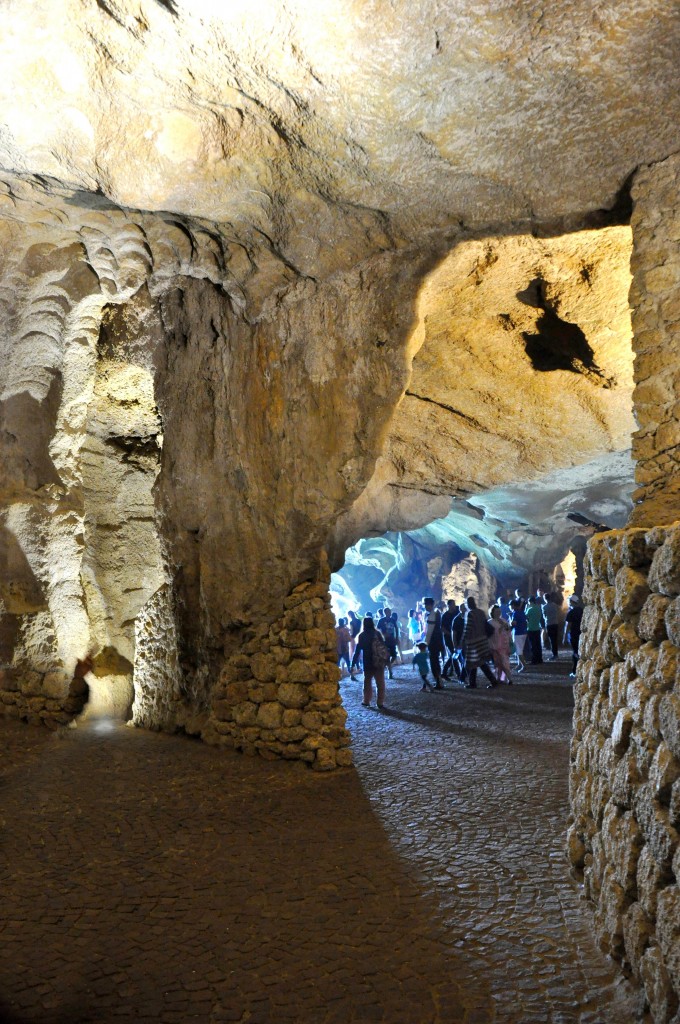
[{"left": 2, "top": 0, "right": 679, "bottom": 264}]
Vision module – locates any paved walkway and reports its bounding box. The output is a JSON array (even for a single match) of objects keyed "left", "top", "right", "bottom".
[{"left": 0, "top": 658, "right": 643, "bottom": 1023}]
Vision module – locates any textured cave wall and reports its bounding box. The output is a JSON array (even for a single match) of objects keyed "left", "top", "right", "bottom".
[
  {"left": 629, "top": 153, "right": 680, "bottom": 529},
  {"left": 0, "top": 174, "right": 444, "bottom": 758},
  {"left": 148, "top": 248, "right": 442, "bottom": 760},
  {"left": 3, "top": 0, "right": 679, "bottom": 254},
  {"left": 0, "top": 179, "right": 230, "bottom": 727},
  {"left": 568, "top": 161, "right": 680, "bottom": 1023},
  {"left": 332, "top": 226, "right": 635, "bottom": 554}
]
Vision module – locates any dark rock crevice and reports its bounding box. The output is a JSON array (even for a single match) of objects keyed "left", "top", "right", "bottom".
[{"left": 518, "top": 276, "right": 614, "bottom": 386}]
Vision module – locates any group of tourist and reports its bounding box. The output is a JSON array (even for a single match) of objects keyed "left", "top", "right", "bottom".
[{"left": 335, "top": 590, "right": 584, "bottom": 709}]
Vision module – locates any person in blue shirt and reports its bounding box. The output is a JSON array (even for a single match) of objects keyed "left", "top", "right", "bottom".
[
  {"left": 510, "top": 599, "right": 528, "bottom": 666},
  {"left": 413, "top": 642, "right": 434, "bottom": 692}
]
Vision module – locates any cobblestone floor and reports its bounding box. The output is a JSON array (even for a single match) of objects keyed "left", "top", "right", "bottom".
[{"left": 0, "top": 657, "right": 644, "bottom": 1023}]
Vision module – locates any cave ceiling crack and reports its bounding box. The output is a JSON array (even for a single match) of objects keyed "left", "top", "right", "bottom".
[{"left": 404, "top": 389, "right": 487, "bottom": 432}]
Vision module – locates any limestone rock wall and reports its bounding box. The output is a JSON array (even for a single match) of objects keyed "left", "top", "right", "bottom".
[
  {"left": 629, "top": 154, "right": 680, "bottom": 528},
  {"left": 569, "top": 525, "right": 680, "bottom": 1021},
  {"left": 0, "top": 173, "right": 433, "bottom": 750},
  {"left": 332, "top": 226, "right": 636, "bottom": 557}
]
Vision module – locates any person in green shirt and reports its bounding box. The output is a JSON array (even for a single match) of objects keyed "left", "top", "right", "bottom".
[
  {"left": 413, "top": 642, "right": 435, "bottom": 692},
  {"left": 525, "top": 596, "right": 545, "bottom": 665}
]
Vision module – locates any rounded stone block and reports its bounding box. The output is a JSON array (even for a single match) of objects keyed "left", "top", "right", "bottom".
[
  {"left": 623, "top": 902, "right": 654, "bottom": 979},
  {"left": 277, "top": 682, "right": 309, "bottom": 709},
  {"left": 621, "top": 530, "right": 653, "bottom": 569},
  {"left": 650, "top": 743, "right": 680, "bottom": 803},
  {"left": 648, "top": 527, "right": 680, "bottom": 597},
  {"left": 615, "top": 566, "right": 650, "bottom": 618},
  {"left": 660, "top": 694, "right": 680, "bottom": 760},
  {"left": 250, "top": 653, "right": 277, "bottom": 683},
  {"left": 287, "top": 660, "right": 317, "bottom": 684},
  {"left": 638, "top": 594, "right": 672, "bottom": 643},
  {"left": 613, "top": 620, "right": 640, "bottom": 660},
  {"left": 232, "top": 701, "right": 257, "bottom": 726},
  {"left": 41, "top": 670, "right": 71, "bottom": 699},
  {"left": 612, "top": 708, "right": 634, "bottom": 756},
  {"left": 654, "top": 641, "right": 679, "bottom": 692},
  {"left": 666, "top": 597, "right": 680, "bottom": 647},
  {"left": 256, "top": 701, "right": 283, "bottom": 730}
]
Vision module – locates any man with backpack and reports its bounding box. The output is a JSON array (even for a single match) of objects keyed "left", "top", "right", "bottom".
[{"left": 350, "top": 616, "right": 389, "bottom": 709}]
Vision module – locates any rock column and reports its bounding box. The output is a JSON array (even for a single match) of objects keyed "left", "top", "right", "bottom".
[
  {"left": 204, "top": 556, "right": 351, "bottom": 771},
  {"left": 570, "top": 156, "right": 680, "bottom": 1023},
  {"left": 629, "top": 153, "right": 680, "bottom": 527},
  {"left": 569, "top": 525, "right": 680, "bottom": 1022}
]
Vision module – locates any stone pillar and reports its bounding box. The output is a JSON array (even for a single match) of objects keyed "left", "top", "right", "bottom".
[
  {"left": 203, "top": 554, "right": 351, "bottom": 771},
  {"left": 568, "top": 525, "right": 680, "bottom": 1022},
  {"left": 628, "top": 154, "right": 680, "bottom": 528},
  {"left": 570, "top": 157, "right": 680, "bottom": 1024}
]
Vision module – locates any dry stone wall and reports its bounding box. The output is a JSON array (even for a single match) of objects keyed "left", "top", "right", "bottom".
[
  {"left": 0, "top": 662, "right": 86, "bottom": 729},
  {"left": 569, "top": 524, "right": 680, "bottom": 1022},
  {"left": 203, "top": 559, "right": 351, "bottom": 771}
]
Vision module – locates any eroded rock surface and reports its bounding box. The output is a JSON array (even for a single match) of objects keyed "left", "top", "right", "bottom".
[
  {"left": 334, "top": 227, "right": 636, "bottom": 555},
  {"left": 2, "top": 0, "right": 679, "bottom": 256}
]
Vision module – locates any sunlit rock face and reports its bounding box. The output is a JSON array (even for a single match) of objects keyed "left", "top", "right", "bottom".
[{"left": 333, "top": 227, "right": 636, "bottom": 555}]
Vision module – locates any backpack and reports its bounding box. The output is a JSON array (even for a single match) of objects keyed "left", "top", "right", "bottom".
[{"left": 371, "top": 633, "right": 390, "bottom": 669}]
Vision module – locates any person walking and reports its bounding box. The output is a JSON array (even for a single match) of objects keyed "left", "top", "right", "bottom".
[
  {"left": 407, "top": 609, "right": 420, "bottom": 649},
  {"left": 351, "top": 617, "right": 388, "bottom": 709},
  {"left": 462, "top": 596, "right": 497, "bottom": 688},
  {"left": 543, "top": 593, "right": 560, "bottom": 660},
  {"left": 378, "top": 607, "right": 399, "bottom": 679},
  {"left": 440, "top": 599, "right": 457, "bottom": 679},
  {"left": 451, "top": 602, "right": 467, "bottom": 683},
  {"left": 424, "top": 597, "right": 446, "bottom": 688},
  {"left": 564, "top": 595, "right": 584, "bottom": 677},
  {"left": 510, "top": 599, "right": 527, "bottom": 670},
  {"left": 335, "top": 617, "right": 354, "bottom": 678},
  {"left": 526, "top": 596, "right": 544, "bottom": 665},
  {"left": 488, "top": 605, "right": 513, "bottom": 684},
  {"left": 413, "top": 642, "right": 435, "bottom": 692},
  {"left": 347, "top": 610, "right": 361, "bottom": 663}
]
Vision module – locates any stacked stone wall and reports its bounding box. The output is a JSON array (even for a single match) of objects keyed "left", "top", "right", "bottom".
[
  {"left": 569, "top": 523, "right": 680, "bottom": 1022},
  {"left": 629, "top": 154, "right": 680, "bottom": 527},
  {"left": 0, "top": 663, "right": 85, "bottom": 728},
  {"left": 203, "top": 568, "right": 351, "bottom": 772}
]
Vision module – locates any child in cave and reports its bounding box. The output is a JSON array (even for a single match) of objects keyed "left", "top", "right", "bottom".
[{"left": 413, "top": 642, "right": 434, "bottom": 692}]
